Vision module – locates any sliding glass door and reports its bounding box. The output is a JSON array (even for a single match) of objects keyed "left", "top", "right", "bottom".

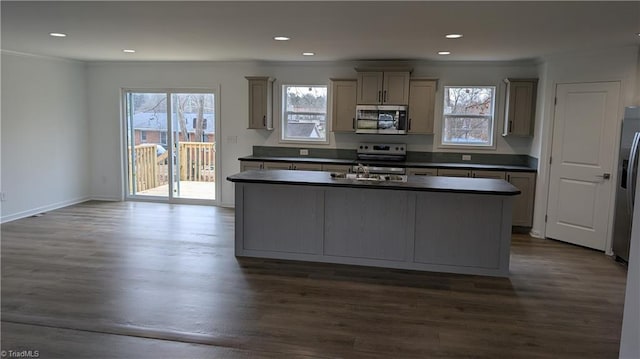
[{"left": 124, "top": 90, "right": 218, "bottom": 204}]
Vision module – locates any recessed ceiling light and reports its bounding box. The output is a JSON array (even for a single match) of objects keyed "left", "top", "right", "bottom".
[
  {"left": 445, "top": 34, "right": 463, "bottom": 39},
  {"left": 274, "top": 36, "right": 290, "bottom": 41},
  {"left": 637, "top": 32, "right": 640, "bottom": 37},
  {"left": 438, "top": 51, "right": 451, "bottom": 55},
  {"left": 49, "top": 32, "right": 67, "bottom": 37},
  {"left": 123, "top": 49, "right": 136, "bottom": 53},
  {"left": 302, "top": 52, "right": 315, "bottom": 56}
]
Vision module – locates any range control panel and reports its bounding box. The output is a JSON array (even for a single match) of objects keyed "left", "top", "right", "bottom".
[{"left": 357, "top": 143, "right": 406, "bottom": 156}]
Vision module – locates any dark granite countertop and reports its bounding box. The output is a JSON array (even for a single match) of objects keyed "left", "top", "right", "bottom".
[
  {"left": 227, "top": 170, "right": 521, "bottom": 196},
  {"left": 238, "top": 155, "right": 537, "bottom": 172}
]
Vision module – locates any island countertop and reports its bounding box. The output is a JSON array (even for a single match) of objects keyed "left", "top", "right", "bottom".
[{"left": 227, "top": 170, "right": 521, "bottom": 196}]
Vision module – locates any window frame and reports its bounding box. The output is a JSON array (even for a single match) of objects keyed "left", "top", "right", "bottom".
[
  {"left": 280, "top": 83, "right": 329, "bottom": 144},
  {"left": 439, "top": 85, "right": 498, "bottom": 150}
]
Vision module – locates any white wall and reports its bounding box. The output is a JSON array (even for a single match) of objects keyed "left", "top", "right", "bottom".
[
  {"left": 87, "top": 60, "right": 537, "bottom": 205},
  {"left": 530, "top": 45, "right": 639, "bottom": 239},
  {"left": 1, "top": 51, "right": 90, "bottom": 222}
]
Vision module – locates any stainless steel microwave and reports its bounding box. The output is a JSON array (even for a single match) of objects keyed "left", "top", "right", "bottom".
[{"left": 355, "top": 105, "right": 408, "bottom": 134}]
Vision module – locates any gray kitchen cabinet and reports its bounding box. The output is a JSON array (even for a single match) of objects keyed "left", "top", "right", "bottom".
[
  {"left": 240, "top": 161, "right": 263, "bottom": 171},
  {"left": 407, "top": 79, "right": 437, "bottom": 134},
  {"left": 246, "top": 76, "right": 274, "bottom": 130},
  {"left": 437, "top": 169, "right": 505, "bottom": 179},
  {"left": 407, "top": 167, "right": 437, "bottom": 176},
  {"left": 506, "top": 171, "right": 536, "bottom": 227},
  {"left": 437, "top": 168, "right": 471, "bottom": 177},
  {"left": 472, "top": 170, "right": 506, "bottom": 180},
  {"left": 262, "top": 161, "right": 292, "bottom": 170},
  {"left": 293, "top": 163, "right": 323, "bottom": 171},
  {"left": 321, "top": 164, "right": 352, "bottom": 173},
  {"left": 503, "top": 78, "right": 537, "bottom": 137},
  {"left": 330, "top": 79, "right": 357, "bottom": 132},
  {"left": 262, "top": 161, "right": 322, "bottom": 171},
  {"left": 356, "top": 71, "right": 410, "bottom": 105}
]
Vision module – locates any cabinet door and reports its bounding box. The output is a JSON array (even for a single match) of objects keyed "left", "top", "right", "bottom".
[
  {"left": 437, "top": 168, "right": 471, "bottom": 177},
  {"left": 472, "top": 170, "right": 506, "bottom": 180},
  {"left": 407, "top": 79, "right": 436, "bottom": 134},
  {"left": 407, "top": 167, "right": 437, "bottom": 176},
  {"left": 262, "top": 161, "right": 292, "bottom": 170},
  {"left": 507, "top": 172, "right": 536, "bottom": 226},
  {"left": 504, "top": 79, "right": 537, "bottom": 136},
  {"left": 382, "top": 71, "right": 410, "bottom": 105},
  {"left": 356, "top": 72, "right": 383, "bottom": 104},
  {"left": 322, "top": 164, "right": 352, "bottom": 173},
  {"left": 331, "top": 79, "right": 357, "bottom": 132},
  {"left": 292, "top": 163, "right": 323, "bottom": 171},
  {"left": 246, "top": 77, "right": 274, "bottom": 130},
  {"left": 240, "top": 161, "right": 263, "bottom": 171}
]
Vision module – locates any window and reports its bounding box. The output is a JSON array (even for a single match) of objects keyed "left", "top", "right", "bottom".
[
  {"left": 282, "top": 85, "right": 327, "bottom": 142},
  {"left": 442, "top": 86, "right": 496, "bottom": 147},
  {"left": 141, "top": 130, "right": 147, "bottom": 142},
  {"left": 160, "top": 131, "right": 167, "bottom": 145}
]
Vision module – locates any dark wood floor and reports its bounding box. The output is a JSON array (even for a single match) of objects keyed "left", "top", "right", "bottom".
[{"left": 1, "top": 201, "right": 628, "bottom": 358}]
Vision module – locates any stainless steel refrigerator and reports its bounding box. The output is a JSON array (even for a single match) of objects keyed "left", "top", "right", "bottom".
[{"left": 613, "top": 106, "right": 640, "bottom": 262}]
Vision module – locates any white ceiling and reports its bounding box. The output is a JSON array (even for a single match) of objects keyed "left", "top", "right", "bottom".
[{"left": 1, "top": 1, "right": 639, "bottom": 63}]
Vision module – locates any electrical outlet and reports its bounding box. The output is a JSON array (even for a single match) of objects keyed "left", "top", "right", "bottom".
[
  {"left": 227, "top": 135, "right": 238, "bottom": 144},
  {"left": 0, "top": 192, "right": 6, "bottom": 201},
  {"left": 299, "top": 149, "right": 309, "bottom": 156},
  {"left": 462, "top": 155, "right": 472, "bottom": 161}
]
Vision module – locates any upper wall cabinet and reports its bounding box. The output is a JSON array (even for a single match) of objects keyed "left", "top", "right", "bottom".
[
  {"left": 330, "top": 79, "right": 357, "bottom": 132},
  {"left": 356, "top": 71, "right": 410, "bottom": 105},
  {"left": 246, "top": 76, "right": 274, "bottom": 130},
  {"left": 502, "top": 78, "right": 538, "bottom": 137},
  {"left": 407, "top": 79, "right": 437, "bottom": 134}
]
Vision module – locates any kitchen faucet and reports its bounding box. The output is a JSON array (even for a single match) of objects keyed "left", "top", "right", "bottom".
[{"left": 356, "top": 163, "right": 369, "bottom": 178}]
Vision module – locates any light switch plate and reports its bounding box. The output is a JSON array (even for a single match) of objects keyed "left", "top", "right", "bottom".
[{"left": 462, "top": 155, "right": 472, "bottom": 161}]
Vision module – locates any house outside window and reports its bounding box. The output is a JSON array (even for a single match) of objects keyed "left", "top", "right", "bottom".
[
  {"left": 281, "top": 85, "right": 327, "bottom": 143},
  {"left": 441, "top": 86, "right": 496, "bottom": 147},
  {"left": 141, "top": 130, "right": 147, "bottom": 143},
  {"left": 160, "top": 131, "right": 167, "bottom": 146}
]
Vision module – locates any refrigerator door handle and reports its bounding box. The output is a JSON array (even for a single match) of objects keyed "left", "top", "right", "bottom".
[{"left": 627, "top": 132, "right": 640, "bottom": 214}]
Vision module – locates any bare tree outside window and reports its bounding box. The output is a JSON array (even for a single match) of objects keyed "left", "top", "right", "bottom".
[
  {"left": 282, "top": 85, "right": 327, "bottom": 142},
  {"left": 442, "top": 86, "right": 496, "bottom": 146}
]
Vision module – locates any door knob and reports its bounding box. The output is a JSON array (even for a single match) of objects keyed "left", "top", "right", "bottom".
[{"left": 596, "top": 173, "right": 611, "bottom": 180}]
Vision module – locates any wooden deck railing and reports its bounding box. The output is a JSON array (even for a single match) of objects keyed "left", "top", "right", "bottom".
[
  {"left": 128, "top": 142, "right": 215, "bottom": 193},
  {"left": 179, "top": 142, "right": 215, "bottom": 182}
]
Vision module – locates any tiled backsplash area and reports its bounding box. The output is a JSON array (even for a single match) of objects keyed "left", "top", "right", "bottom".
[{"left": 251, "top": 146, "right": 538, "bottom": 168}]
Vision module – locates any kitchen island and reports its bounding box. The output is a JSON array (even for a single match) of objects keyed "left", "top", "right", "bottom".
[{"left": 228, "top": 170, "right": 520, "bottom": 277}]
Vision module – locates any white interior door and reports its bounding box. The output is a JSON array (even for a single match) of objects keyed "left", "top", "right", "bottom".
[{"left": 546, "top": 82, "right": 621, "bottom": 250}]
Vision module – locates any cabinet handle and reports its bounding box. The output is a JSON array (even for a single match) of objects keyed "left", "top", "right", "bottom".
[
  {"left": 509, "top": 120, "right": 513, "bottom": 133},
  {"left": 507, "top": 174, "right": 511, "bottom": 181},
  {"left": 352, "top": 117, "right": 355, "bottom": 130},
  {"left": 263, "top": 115, "right": 267, "bottom": 127},
  {"left": 378, "top": 91, "right": 382, "bottom": 103},
  {"left": 384, "top": 90, "right": 387, "bottom": 102},
  {"left": 408, "top": 118, "right": 412, "bottom": 130}
]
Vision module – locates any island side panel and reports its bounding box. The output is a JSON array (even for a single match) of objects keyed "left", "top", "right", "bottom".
[
  {"left": 324, "top": 188, "right": 410, "bottom": 261},
  {"left": 413, "top": 192, "right": 506, "bottom": 270},
  {"left": 240, "top": 183, "right": 324, "bottom": 255}
]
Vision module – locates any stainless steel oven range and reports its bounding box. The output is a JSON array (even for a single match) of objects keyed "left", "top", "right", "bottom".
[{"left": 353, "top": 143, "right": 407, "bottom": 177}]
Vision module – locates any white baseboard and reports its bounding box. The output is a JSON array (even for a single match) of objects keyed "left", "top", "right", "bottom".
[
  {"left": 1, "top": 196, "right": 91, "bottom": 224},
  {"left": 529, "top": 228, "right": 544, "bottom": 238},
  {"left": 90, "top": 196, "right": 122, "bottom": 202},
  {"left": 220, "top": 202, "right": 235, "bottom": 209}
]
